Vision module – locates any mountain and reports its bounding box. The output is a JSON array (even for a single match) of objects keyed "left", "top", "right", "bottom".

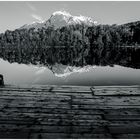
[
  {"left": 1, "top": 15, "right": 140, "bottom": 77},
  {"left": 20, "top": 11, "right": 97, "bottom": 30}
]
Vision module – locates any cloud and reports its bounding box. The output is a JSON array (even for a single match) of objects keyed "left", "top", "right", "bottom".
[
  {"left": 31, "top": 14, "right": 43, "bottom": 22},
  {"left": 26, "top": 2, "right": 43, "bottom": 22},
  {"left": 26, "top": 2, "right": 36, "bottom": 11}
]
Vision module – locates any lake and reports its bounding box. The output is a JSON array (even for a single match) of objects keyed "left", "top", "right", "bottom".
[{"left": 1, "top": 58, "right": 140, "bottom": 86}]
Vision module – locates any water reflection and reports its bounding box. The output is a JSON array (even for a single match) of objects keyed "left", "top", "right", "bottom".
[
  {"left": 0, "top": 42, "right": 140, "bottom": 86},
  {"left": 1, "top": 58, "right": 140, "bottom": 86}
]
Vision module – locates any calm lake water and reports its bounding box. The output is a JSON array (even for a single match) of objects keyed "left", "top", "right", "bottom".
[{"left": 1, "top": 58, "right": 140, "bottom": 86}]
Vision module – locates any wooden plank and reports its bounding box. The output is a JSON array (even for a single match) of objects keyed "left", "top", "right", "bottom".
[
  {"left": 2, "top": 93, "right": 140, "bottom": 106},
  {"left": 0, "top": 125, "right": 106, "bottom": 133},
  {"left": 104, "top": 115, "right": 140, "bottom": 121},
  {"left": 0, "top": 122, "right": 140, "bottom": 134},
  {"left": 109, "top": 126, "right": 140, "bottom": 134},
  {"left": 29, "top": 133, "right": 112, "bottom": 139},
  {"left": 1, "top": 107, "right": 140, "bottom": 115},
  {"left": 0, "top": 98, "right": 70, "bottom": 105},
  {"left": 113, "top": 134, "right": 140, "bottom": 138},
  {"left": 0, "top": 119, "right": 108, "bottom": 126},
  {"left": 1, "top": 85, "right": 140, "bottom": 95},
  {"left": 2, "top": 103, "right": 140, "bottom": 110},
  {"left": 0, "top": 114, "right": 102, "bottom": 121},
  {"left": 73, "top": 96, "right": 140, "bottom": 105},
  {"left": 0, "top": 131, "right": 30, "bottom": 139},
  {"left": 2, "top": 85, "right": 140, "bottom": 95},
  {"left": 0, "top": 91, "right": 72, "bottom": 97},
  {"left": 0, "top": 107, "right": 105, "bottom": 115},
  {"left": 0, "top": 104, "right": 70, "bottom": 109},
  {"left": 103, "top": 108, "right": 140, "bottom": 115},
  {"left": 5, "top": 84, "right": 91, "bottom": 90},
  {"left": 29, "top": 133, "right": 69, "bottom": 139},
  {"left": 1, "top": 103, "right": 140, "bottom": 110},
  {"left": 0, "top": 86, "right": 91, "bottom": 93},
  {"left": 72, "top": 104, "right": 140, "bottom": 109},
  {"left": 94, "top": 85, "right": 140, "bottom": 90},
  {"left": 0, "top": 90, "right": 93, "bottom": 98},
  {"left": 92, "top": 86, "right": 140, "bottom": 96},
  {"left": 70, "top": 133, "right": 112, "bottom": 138}
]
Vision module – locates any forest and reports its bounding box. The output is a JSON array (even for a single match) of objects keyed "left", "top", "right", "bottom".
[{"left": 0, "top": 21, "right": 140, "bottom": 69}]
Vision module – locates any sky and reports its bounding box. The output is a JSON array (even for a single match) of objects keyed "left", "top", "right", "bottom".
[{"left": 0, "top": 1, "right": 140, "bottom": 32}]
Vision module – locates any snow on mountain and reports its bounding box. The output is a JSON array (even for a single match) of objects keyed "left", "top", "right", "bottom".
[
  {"left": 49, "top": 63, "right": 96, "bottom": 77},
  {"left": 20, "top": 21, "right": 45, "bottom": 30},
  {"left": 20, "top": 11, "right": 97, "bottom": 30}
]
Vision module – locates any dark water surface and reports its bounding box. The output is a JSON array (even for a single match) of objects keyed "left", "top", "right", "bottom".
[{"left": 1, "top": 58, "right": 140, "bottom": 86}]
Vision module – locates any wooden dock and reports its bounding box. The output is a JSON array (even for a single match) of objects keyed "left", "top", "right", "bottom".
[{"left": 0, "top": 85, "right": 140, "bottom": 138}]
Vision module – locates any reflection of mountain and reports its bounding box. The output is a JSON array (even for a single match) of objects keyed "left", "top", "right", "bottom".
[
  {"left": 0, "top": 11, "right": 140, "bottom": 76},
  {"left": 0, "top": 44, "right": 140, "bottom": 78},
  {"left": 49, "top": 63, "right": 96, "bottom": 77}
]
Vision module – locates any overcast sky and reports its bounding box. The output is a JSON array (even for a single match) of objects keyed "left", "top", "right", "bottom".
[{"left": 0, "top": 1, "right": 140, "bottom": 32}]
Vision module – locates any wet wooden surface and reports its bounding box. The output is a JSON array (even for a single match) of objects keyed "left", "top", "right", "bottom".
[{"left": 0, "top": 85, "right": 140, "bottom": 138}]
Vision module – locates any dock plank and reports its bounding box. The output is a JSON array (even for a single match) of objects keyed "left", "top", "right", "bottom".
[{"left": 0, "top": 85, "right": 140, "bottom": 138}]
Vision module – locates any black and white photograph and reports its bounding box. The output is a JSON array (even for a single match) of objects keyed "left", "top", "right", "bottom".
[{"left": 0, "top": 0, "right": 140, "bottom": 139}]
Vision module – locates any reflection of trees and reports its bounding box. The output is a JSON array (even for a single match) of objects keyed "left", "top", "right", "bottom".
[{"left": 0, "top": 22, "right": 140, "bottom": 69}]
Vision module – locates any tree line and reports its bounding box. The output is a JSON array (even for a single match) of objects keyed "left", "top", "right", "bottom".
[{"left": 0, "top": 21, "right": 140, "bottom": 68}]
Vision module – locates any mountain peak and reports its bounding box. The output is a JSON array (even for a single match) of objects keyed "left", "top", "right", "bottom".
[
  {"left": 20, "top": 11, "right": 97, "bottom": 30},
  {"left": 52, "top": 11, "right": 72, "bottom": 17}
]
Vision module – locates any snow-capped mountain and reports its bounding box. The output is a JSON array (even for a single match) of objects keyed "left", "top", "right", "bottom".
[
  {"left": 20, "top": 21, "right": 45, "bottom": 30},
  {"left": 20, "top": 11, "right": 97, "bottom": 30}
]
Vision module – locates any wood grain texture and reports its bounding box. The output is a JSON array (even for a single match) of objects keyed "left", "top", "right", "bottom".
[{"left": 0, "top": 85, "right": 140, "bottom": 138}]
